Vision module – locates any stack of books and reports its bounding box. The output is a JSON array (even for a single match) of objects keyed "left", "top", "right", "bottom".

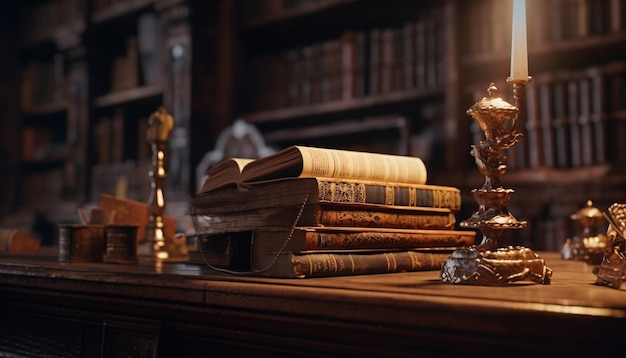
[{"left": 189, "top": 146, "right": 475, "bottom": 278}]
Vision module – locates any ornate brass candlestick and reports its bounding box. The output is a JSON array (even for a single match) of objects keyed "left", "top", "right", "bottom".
[
  {"left": 440, "top": 78, "right": 553, "bottom": 286},
  {"left": 142, "top": 107, "right": 174, "bottom": 260}
]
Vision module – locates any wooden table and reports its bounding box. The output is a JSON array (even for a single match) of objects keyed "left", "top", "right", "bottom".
[{"left": 0, "top": 249, "right": 624, "bottom": 357}]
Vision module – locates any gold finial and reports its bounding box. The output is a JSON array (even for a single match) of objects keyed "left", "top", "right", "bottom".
[
  {"left": 147, "top": 107, "right": 174, "bottom": 143},
  {"left": 487, "top": 83, "right": 497, "bottom": 97}
]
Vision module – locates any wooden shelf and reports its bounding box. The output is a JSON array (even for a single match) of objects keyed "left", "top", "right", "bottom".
[
  {"left": 20, "top": 20, "right": 85, "bottom": 51},
  {"left": 22, "top": 100, "right": 68, "bottom": 117},
  {"left": 19, "top": 157, "right": 66, "bottom": 171},
  {"left": 504, "top": 164, "right": 614, "bottom": 184},
  {"left": 94, "top": 84, "right": 163, "bottom": 108},
  {"left": 609, "top": 110, "right": 626, "bottom": 120},
  {"left": 263, "top": 115, "right": 407, "bottom": 142},
  {"left": 242, "top": 88, "right": 444, "bottom": 124},
  {"left": 462, "top": 31, "right": 626, "bottom": 68},
  {"left": 242, "top": 0, "right": 357, "bottom": 29},
  {"left": 92, "top": 0, "right": 156, "bottom": 24}
]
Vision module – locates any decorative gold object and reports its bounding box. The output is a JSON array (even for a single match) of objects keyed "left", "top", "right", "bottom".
[
  {"left": 561, "top": 200, "right": 607, "bottom": 264},
  {"left": 142, "top": 107, "right": 174, "bottom": 260},
  {"left": 440, "top": 79, "right": 553, "bottom": 286},
  {"left": 593, "top": 203, "right": 626, "bottom": 289}
]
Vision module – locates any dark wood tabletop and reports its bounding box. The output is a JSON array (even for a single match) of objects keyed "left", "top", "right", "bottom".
[{"left": 1, "top": 248, "right": 624, "bottom": 357}]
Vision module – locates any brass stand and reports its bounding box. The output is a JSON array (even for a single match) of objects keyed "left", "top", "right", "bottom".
[
  {"left": 140, "top": 107, "right": 174, "bottom": 260},
  {"left": 562, "top": 200, "right": 608, "bottom": 264},
  {"left": 593, "top": 203, "right": 626, "bottom": 289},
  {"left": 440, "top": 78, "right": 553, "bottom": 286}
]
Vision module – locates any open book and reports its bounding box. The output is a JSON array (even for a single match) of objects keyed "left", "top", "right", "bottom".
[{"left": 200, "top": 146, "right": 427, "bottom": 192}]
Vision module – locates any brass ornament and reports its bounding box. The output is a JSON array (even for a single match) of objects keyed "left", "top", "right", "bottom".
[
  {"left": 562, "top": 200, "right": 608, "bottom": 264},
  {"left": 441, "top": 79, "right": 553, "bottom": 286},
  {"left": 593, "top": 203, "right": 626, "bottom": 289}
]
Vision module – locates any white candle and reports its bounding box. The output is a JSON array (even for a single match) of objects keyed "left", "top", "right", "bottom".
[{"left": 510, "top": 0, "right": 528, "bottom": 81}]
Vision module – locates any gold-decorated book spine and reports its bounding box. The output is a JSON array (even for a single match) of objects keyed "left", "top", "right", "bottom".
[
  {"left": 301, "top": 229, "right": 474, "bottom": 250},
  {"left": 317, "top": 180, "right": 461, "bottom": 210},
  {"left": 291, "top": 251, "right": 448, "bottom": 278},
  {"left": 315, "top": 210, "right": 455, "bottom": 229}
]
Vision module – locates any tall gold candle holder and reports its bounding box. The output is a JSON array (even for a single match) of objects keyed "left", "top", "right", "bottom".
[
  {"left": 440, "top": 77, "right": 553, "bottom": 286},
  {"left": 141, "top": 107, "right": 174, "bottom": 260}
]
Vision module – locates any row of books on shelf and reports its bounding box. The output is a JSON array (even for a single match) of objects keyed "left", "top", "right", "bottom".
[
  {"left": 19, "top": 0, "right": 84, "bottom": 45},
  {"left": 110, "top": 36, "right": 141, "bottom": 92},
  {"left": 249, "top": 10, "right": 445, "bottom": 111},
  {"left": 109, "top": 13, "right": 162, "bottom": 92},
  {"left": 467, "top": 0, "right": 626, "bottom": 57},
  {"left": 469, "top": 60, "right": 626, "bottom": 172},
  {"left": 20, "top": 55, "right": 67, "bottom": 111},
  {"left": 189, "top": 145, "right": 475, "bottom": 278},
  {"left": 94, "top": 109, "right": 150, "bottom": 165},
  {"left": 464, "top": 0, "right": 511, "bottom": 57},
  {"left": 21, "top": 0, "right": 145, "bottom": 23},
  {"left": 21, "top": 125, "right": 68, "bottom": 163},
  {"left": 529, "top": 0, "right": 626, "bottom": 44}
]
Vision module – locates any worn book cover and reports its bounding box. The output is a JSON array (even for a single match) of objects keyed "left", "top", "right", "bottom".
[
  {"left": 192, "top": 202, "right": 456, "bottom": 235},
  {"left": 192, "top": 177, "right": 461, "bottom": 214},
  {"left": 251, "top": 226, "right": 475, "bottom": 252},
  {"left": 261, "top": 249, "right": 453, "bottom": 278}
]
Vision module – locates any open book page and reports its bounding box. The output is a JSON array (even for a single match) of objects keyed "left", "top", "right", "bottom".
[
  {"left": 240, "top": 146, "right": 427, "bottom": 184},
  {"left": 297, "top": 146, "right": 427, "bottom": 184},
  {"left": 201, "top": 158, "right": 256, "bottom": 192},
  {"left": 239, "top": 146, "right": 303, "bottom": 182}
]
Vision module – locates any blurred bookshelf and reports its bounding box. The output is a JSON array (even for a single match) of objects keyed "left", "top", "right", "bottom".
[{"left": 1, "top": 0, "right": 626, "bottom": 250}]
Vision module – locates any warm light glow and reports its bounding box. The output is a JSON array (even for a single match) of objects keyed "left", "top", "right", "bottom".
[
  {"left": 510, "top": 0, "right": 528, "bottom": 81},
  {"left": 157, "top": 188, "right": 164, "bottom": 207}
]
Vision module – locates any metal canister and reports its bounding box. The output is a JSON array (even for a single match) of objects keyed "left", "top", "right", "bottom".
[
  {"left": 58, "top": 224, "right": 106, "bottom": 262},
  {"left": 104, "top": 224, "right": 139, "bottom": 264}
]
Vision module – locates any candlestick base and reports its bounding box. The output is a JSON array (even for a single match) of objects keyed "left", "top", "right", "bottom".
[{"left": 441, "top": 246, "right": 552, "bottom": 286}]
